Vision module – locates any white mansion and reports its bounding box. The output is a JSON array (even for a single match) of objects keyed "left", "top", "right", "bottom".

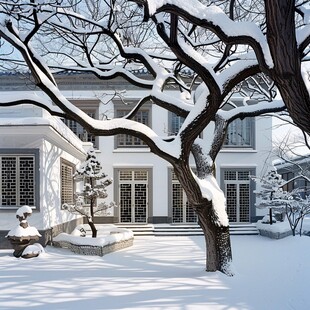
[{"left": 0, "top": 72, "right": 271, "bottom": 247}]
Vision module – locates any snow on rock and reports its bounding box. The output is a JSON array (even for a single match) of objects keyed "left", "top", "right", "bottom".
[
  {"left": 16, "top": 205, "right": 32, "bottom": 218},
  {"left": 6, "top": 205, "right": 41, "bottom": 238},
  {"left": 54, "top": 224, "right": 134, "bottom": 247},
  {"left": 6, "top": 224, "right": 42, "bottom": 238},
  {"left": 22, "top": 243, "right": 45, "bottom": 257}
]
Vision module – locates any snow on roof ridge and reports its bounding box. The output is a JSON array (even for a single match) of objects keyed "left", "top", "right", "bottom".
[{"left": 0, "top": 67, "right": 195, "bottom": 76}]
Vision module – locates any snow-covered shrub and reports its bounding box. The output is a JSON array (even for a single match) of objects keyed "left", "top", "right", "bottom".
[
  {"left": 252, "top": 170, "right": 286, "bottom": 225},
  {"left": 252, "top": 170, "right": 310, "bottom": 236},
  {"left": 63, "top": 148, "right": 117, "bottom": 238}
]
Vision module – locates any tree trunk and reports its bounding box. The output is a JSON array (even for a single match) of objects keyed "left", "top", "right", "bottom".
[
  {"left": 89, "top": 220, "right": 97, "bottom": 238},
  {"left": 86, "top": 217, "right": 97, "bottom": 238},
  {"left": 89, "top": 178, "right": 97, "bottom": 238},
  {"left": 195, "top": 201, "right": 233, "bottom": 275},
  {"left": 265, "top": 0, "right": 310, "bottom": 136},
  {"left": 173, "top": 154, "right": 233, "bottom": 275}
]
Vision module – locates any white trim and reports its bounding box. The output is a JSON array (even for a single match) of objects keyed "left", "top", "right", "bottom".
[
  {"left": 220, "top": 164, "right": 257, "bottom": 168},
  {"left": 113, "top": 164, "right": 154, "bottom": 168},
  {"left": 113, "top": 148, "right": 151, "bottom": 153},
  {"left": 220, "top": 149, "right": 257, "bottom": 153}
]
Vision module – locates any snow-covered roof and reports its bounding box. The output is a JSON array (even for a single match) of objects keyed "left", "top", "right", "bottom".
[{"left": 0, "top": 105, "right": 87, "bottom": 156}]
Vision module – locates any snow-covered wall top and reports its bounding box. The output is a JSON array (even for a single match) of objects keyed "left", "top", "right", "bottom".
[{"left": 0, "top": 104, "right": 86, "bottom": 156}]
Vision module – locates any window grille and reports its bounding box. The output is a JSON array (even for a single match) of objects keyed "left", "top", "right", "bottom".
[
  {"left": 116, "top": 110, "right": 149, "bottom": 147},
  {"left": 61, "top": 160, "right": 75, "bottom": 205},
  {"left": 171, "top": 170, "right": 197, "bottom": 223},
  {"left": 63, "top": 110, "right": 97, "bottom": 148},
  {"left": 0, "top": 155, "right": 35, "bottom": 208},
  {"left": 224, "top": 169, "right": 252, "bottom": 222},
  {"left": 118, "top": 170, "right": 148, "bottom": 223}
]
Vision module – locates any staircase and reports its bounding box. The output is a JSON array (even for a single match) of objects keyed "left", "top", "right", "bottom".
[{"left": 116, "top": 223, "right": 259, "bottom": 236}]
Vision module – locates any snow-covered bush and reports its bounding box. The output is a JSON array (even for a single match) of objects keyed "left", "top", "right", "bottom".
[
  {"left": 63, "top": 148, "right": 117, "bottom": 238},
  {"left": 252, "top": 170, "right": 286, "bottom": 224},
  {"left": 252, "top": 170, "right": 310, "bottom": 236}
]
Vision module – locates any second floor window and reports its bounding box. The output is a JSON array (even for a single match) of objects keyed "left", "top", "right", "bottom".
[
  {"left": 116, "top": 106, "right": 151, "bottom": 148},
  {"left": 169, "top": 113, "right": 185, "bottom": 136},
  {"left": 63, "top": 110, "right": 97, "bottom": 148},
  {"left": 224, "top": 118, "right": 254, "bottom": 148},
  {"left": 62, "top": 100, "right": 99, "bottom": 148}
]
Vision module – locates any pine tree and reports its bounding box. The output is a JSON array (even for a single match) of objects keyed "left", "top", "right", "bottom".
[
  {"left": 252, "top": 170, "right": 286, "bottom": 224},
  {"left": 63, "top": 148, "right": 116, "bottom": 237}
]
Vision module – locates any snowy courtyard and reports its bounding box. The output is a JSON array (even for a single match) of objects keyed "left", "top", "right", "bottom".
[{"left": 0, "top": 234, "right": 309, "bottom": 310}]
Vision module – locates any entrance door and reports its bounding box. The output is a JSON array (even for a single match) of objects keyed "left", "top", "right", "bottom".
[
  {"left": 171, "top": 171, "right": 197, "bottom": 223},
  {"left": 119, "top": 170, "right": 148, "bottom": 223},
  {"left": 224, "top": 170, "right": 251, "bottom": 223}
]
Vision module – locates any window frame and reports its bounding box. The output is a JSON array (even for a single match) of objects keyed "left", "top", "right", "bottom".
[
  {"left": 0, "top": 149, "right": 39, "bottom": 210},
  {"left": 60, "top": 158, "right": 75, "bottom": 206},
  {"left": 62, "top": 100, "right": 99, "bottom": 148},
  {"left": 220, "top": 167, "right": 256, "bottom": 223},
  {"left": 114, "top": 101, "right": 152, "bottom": 149},
  {"left": 114, "top": 167, "right": 153, "bottom": 223},
  {"left": 223, "top": 117, "right": 255, "bottom": 149}
]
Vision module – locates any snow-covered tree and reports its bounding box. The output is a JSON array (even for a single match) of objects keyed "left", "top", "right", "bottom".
[
  {"left": 283, "top": 191, "right": 310, "bottom": 236},
  {"left": 252, "top": 170, "right": 286, "bottom": 224},
  {"left": 1, "top": 0, "right": 310, "bottom": 274},
  {"left": 253, "top": 170, "right": 310, "bottom": 236},
  {"left": 63, "top": 149, "right": 116, "bottom": 238}
]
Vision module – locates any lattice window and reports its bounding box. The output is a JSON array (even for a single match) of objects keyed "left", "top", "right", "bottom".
[
  {"left": 0, "top": 155, "right": 35, "bottom": 208},
  {"left": 119, "top": 171, "right": 133, "bottom": 181},
  {"left": 134, "top": 170, "right": 148, "bottom": 181},
  {"left": 224, "top": 171, "right": 237, "bottom": 181},
  {"left": 63, "top": 110, "right": 97, "bottom": 148},
  {"left": 224, "top": 169, "right": 251, "bottom": 222},
  {"left": 171, "top": 170, "right": 197, "bottom": 223},
  {"left": 239, "top": 184, "right": 250, "bottom": 222},
  {"left": 61, "top": 160, "right": 75, "bottom": 205},
  {"left": 120, "top": 184, "right": 132, "bottom": 222},
  {"left": 116, "top": 110, "right": 150, "bottom": 148},
  {"left": 186, "top": 202, "right": 197, "bottom": 223},
  {"left": 135, "top": 184, "right": 147, "bottom": 222},
  {"left": 119, "top": 170, "right": 148, "bottom": 223},
  {"left": 226, "top": 184, "right": 237, "bottom": 222},
  {"left": 172, "top": 183, "right": 183, "bottom": 223},
  {"left": 238, "top": 171, "right": 250, "bottom": 181}
]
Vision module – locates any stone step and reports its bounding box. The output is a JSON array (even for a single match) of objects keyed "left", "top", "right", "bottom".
[{"left": 115, "top": 223, "right": 259, "bottom": 236}]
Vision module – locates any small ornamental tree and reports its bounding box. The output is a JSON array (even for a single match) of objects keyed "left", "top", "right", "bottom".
[
  {"left": 252, "top": 170, "right": 286, "bottom": 224},
  {"left": 253, "top": 170, "right": 310, "bottom": 236},
  {"left": 282, "top": 191, "right": 310, "bottom": 236},
  {"left": 63, "top": 148, "right": 117, "bottom": 238}
]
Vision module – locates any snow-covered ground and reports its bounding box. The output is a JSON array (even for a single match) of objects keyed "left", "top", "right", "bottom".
[{"left": 0, "top": 233, "right": 309, "bottom": 310}]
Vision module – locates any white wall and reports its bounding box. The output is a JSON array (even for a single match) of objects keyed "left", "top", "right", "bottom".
[
  {"left": 0, "top": 106, "right": 86, "bottom": 231},
  {"left": 62, "top": 89, "right": 275, "bottom": 222}
]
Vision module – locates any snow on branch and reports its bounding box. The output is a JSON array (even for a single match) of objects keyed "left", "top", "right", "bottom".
[
  {"left": 0, "top": 92, "right": 64, "bottom": 116},
  {"left": 133, "top": 0, "right": 273, "bottom": 69}
]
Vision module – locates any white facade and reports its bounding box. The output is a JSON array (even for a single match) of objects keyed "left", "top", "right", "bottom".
[
  {"left": 0, "top": 73, "right": 272, "bottom": 247},
  {"left": 59, "top": 83, "right": 272, "bottom": 225},
  {"left": 0, "top": 104, "right": 86, "bottom": 248}
]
